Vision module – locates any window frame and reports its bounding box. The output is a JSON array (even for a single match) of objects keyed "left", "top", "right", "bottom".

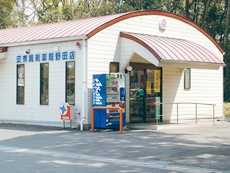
[
  {"left": 16, "top": 64, "right": 25, "bottom": 105},
  {"left": 66, "top": 61, "right": 75, "bottom": 105},
  {"left": 110, "top": 62, "right": 119, "bottom": 73},
  {"left": 184, "top": 68, "right": 191, "bottom": 89},
  {"left": 40, "top": 63, "right": 49, "bottom": 105}
]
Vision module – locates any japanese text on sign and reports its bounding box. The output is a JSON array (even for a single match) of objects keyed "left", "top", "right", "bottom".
[{"left": 154, "top": 70, "right": 161, "bottom": 93}]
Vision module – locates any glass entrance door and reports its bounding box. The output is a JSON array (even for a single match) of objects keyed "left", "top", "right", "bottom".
[
  {"left": 130, "top": 70, "right": 145, "bottom": 122},
  {"left": 145, "top": 69, "right": 161, "bottom": 122},
  {"left": 130, "top": 68, "right": 162, "bottom": 123}
]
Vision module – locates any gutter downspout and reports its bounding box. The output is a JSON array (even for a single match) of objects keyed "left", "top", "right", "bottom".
[{"left": 81, "top": 35, "right": 87, "bottom": 131}]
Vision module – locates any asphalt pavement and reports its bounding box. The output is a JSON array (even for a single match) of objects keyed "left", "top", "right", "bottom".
[{"left": 0, "top": 120, "right": 230, "bottom": 173}]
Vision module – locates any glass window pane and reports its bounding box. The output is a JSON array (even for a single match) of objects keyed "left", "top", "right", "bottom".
[
  {"left": 110, "top": 62, "right": 119, "bottom": 73},
  {"left": 184, "top": 68, "right": 191, "bottom": 89},
  {"left": 66, "top": 62, "right": 75, "bottom": 105},
  {"left": 17, "top": 64, "right": 25, "bottom": 104},
  {"left": 40, "top": 63, "right": 49, "bottom": 105}
]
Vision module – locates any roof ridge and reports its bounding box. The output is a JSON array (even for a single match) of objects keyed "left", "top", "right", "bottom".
[
  {"left": 0, "top": 12, "right": 131, "bottom": 32},
  {"left": 121, "top": 31, "right": 187, "bottom": 41}
]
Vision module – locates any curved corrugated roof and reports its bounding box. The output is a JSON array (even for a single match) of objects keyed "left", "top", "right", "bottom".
[
  {"left": 0, "top": 10, "right": 223, "bottom": 54},
  {"left": 120, "top": 32, "right": 224, "bottom": 64},
  {"left": 0, "top": 12, "right": 129, "bottom": 45}
]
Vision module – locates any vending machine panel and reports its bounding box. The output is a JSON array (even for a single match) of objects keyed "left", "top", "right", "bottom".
[{"left": 92, "top": 73, "right": 126, "bottom": 129}]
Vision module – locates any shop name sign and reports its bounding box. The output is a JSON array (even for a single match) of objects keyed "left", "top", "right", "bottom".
[{"left": 16, "top": 51, "right": 75, "bottom": 63}]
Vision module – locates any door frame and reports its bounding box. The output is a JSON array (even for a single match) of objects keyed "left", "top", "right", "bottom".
[{"left": 129, "top": 63, "right": 163, "bottom": 123}]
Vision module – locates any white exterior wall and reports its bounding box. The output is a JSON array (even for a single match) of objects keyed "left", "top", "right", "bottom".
[
  {"left": 0, "top": 13, "right": 224, "bottom": 125},
  {"left": 162, "top": 67, "right": 223, "bottom": 122},
  {"left": 120, "top": 38, "right": 159, "bottom": 68},
  {"left": 0, "top": 41, "right": 84, "bottom": 124},
  {"left": 87, "top": 14, "right": 223, "bottom": 123}
]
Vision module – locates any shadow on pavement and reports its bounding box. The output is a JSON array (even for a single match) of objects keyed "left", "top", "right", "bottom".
[{"left": 0, "top": 122, "right": 230, "bottom": 172}]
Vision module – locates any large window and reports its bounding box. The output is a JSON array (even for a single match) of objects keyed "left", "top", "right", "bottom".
[
  {"left": 184, "top": 68, "right": 191, "bottom": 89},
  {"left": 66, "top": 62, "right": 75, "bottom": 105},
  {"left": 17, "top": 64, "right": 25, "bottom": 104},
  {"left": 40, "top": 63, "right": 49, "bottom": 105}
]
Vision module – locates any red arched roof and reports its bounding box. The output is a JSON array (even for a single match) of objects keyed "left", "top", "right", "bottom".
[
  {"left": 120, "top": 32, "right": 224, "bottom": 64},
  {"left": 0, "top": 10, "right": 223, "bottom": 54},
  {"left": 88, "top": 11, "right": 224, "bottom": 54}
]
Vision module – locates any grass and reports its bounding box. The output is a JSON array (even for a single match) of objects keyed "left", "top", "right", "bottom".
[{"left": 224, "top": 102, "right": 230, "bottom": 116}]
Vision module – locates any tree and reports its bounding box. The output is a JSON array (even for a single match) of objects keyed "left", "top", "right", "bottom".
[
  {"left": 224, "top": 0, "right": 229, "bottom": 47},
  {"left": 118, "top": 0, "right": 164, "bottom": 12},
  {"left": 0, "top": 0, "right": 16, "bottom": 29},
  {"left": 1, "top": 0, "right": 230, "bottom": 101}
]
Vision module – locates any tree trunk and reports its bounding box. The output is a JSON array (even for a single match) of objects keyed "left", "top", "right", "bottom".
[
  {"left": 201, "top": 0, "right": 207, "bottom": 28},
  {"left": 195, "top": 0, "right": 200, "bottom": 24},
  {"left": 185, "top": 0, "right": 189, "bottom": 18},
  {"left": 22, "top": 0, "right": 26, "bottom": 26},
  {"left": 33, "top": 0, "right": 37, "bottom": 25},
  {"left": 224, "top": 0, "right": 230, "bottom": 47},
  {"left": 193, "top": 0, "right": 197, "bottom": 21},
  {"left": 71, "top": 0, "right": 75, "bottom": 20}
]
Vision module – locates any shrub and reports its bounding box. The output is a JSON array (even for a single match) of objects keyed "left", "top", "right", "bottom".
[{"left": 224, "top": 103, "right": 230, "bottom": 116}]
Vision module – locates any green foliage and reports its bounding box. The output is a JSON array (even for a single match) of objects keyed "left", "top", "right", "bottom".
[
  {"left": 37, "top": 0, "right": 65, "bottom": 24},
  {"left": 224, "top": 46, "right": 230, "bottom": 102},
  {"left": 120, "top": 0, "right": 162, "bottom": 11},
  {"left": 224, "top": 102, "right": 230, "bottom": 116},
  {"left": 0, "top": 0, "right": 16, "bottom": 29}
]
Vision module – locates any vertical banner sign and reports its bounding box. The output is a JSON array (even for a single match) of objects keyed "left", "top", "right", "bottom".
[
  {"left": 146, "top": 81, "right": 151, "bottom": 94},
  {"left": 154, "top": 70, "right": 161, "bottom": 93},
  {"left": 130, "top": 71, "right": 137, "bottom": 83},
  {"left": 92, "top": 74, "right": 106, "bottom": 106}
]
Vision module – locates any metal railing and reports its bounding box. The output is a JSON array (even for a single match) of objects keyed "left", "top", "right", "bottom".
[
  {"left": 91, "top": 107, "right": 123, "bottom": 134},
  {"left": 155, "top": 102, "right": 216, "bottom": 126}
]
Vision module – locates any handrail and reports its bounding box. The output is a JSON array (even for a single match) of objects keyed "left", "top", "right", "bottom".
[
  {"left": 155, "top": 102, "right": 216, "bottom": 106},
  {"left": 91, "top": 107, "right": 123, "bottom": 134},
  {"left": 154, "top": 102, "right": 216, "bottom": 126}
]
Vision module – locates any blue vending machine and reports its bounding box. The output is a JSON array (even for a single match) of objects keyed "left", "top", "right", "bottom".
[{"left": 92, "top": 73, "right": 126, "bottom": 129}]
